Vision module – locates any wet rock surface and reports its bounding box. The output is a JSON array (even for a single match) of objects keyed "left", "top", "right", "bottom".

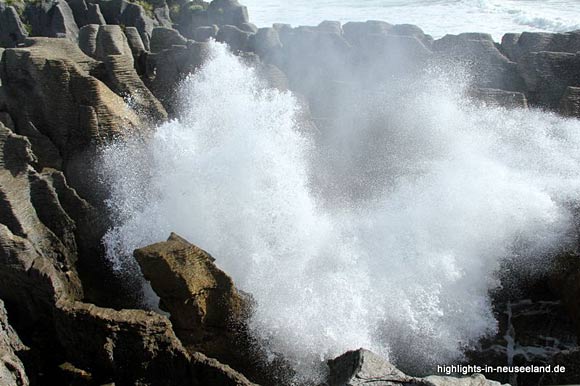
[{"left": 327, "top": 349, "right": 507, "bottom": 386}]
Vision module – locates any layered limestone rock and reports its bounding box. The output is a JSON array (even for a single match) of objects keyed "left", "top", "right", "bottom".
[
  {"left": 123, "top": 25, "right": 147, "bottom": 69},
  {"left": 153, "top": 3, "right": 172, "bottom": 28},
  {"left": 103, "top": 53, "right": 168, "bottom": 121},
  {"left": 217, "top": 24, "right": 252, "bottom": 52},
  {"left": 68, "top": 0, "right": 106, "bottom": 27},
  {"left": 0, "top": 299, "right": 29, "bottom": 386},
  {"left": 248, "top": 27, "right": 282, "bottom": 58},
  {"left": 24, "top": 0, "right": 80, "bottom": 42},
  {"left": 0, "top": 4, "right": 28, "bottom": 48},
  {"left": 124, "top": 25, "right": 146, "bottom": 57},
  {"left": 134, "top": 233, "right": 249, "bottom": 364},
  {"left": 342, "top": 20, "right": 393, "bottom": 45},
  {"left": 79, "top": 24, "right": 134, "bottom": 63},
  {"left": 0, "top": 120, "right": 85, "bottom": 375},
  {"left": 55, "top": 300, "right": 256, "bottom": 386},
  {"left": 145, "top": 40, "right": 211, "bottom": 113},
  {"left": 560, "top": 86, "right": 580, "bottom": 118},
  {"left": 77, "top": 24, "right": 168, "bottom": 122},
  {"left": 0, "top": 116, "right": 256, "bottom": 385},
  {"left": 328, "top": 349, "right": 507, "bottom": 386},
  {"left": 150, "top": 26, "right": 188, "bottom": 53},
  {"left": 97, "top": 0, "right": 158, "bottom": 50},
  {"left": 173, "top": 0, "right": 248, "bottom": 40},
  {"left": 501, "top": 31, "right": 580, "bottom": 63},
  {"left": 433, "top": 33, "right": 523, "bottom": 91},
  {"left": 207, "top": 0, "right": 249, "bottom": 27},
  {"left": 1, "top": 37, "right": 142, "bottom": 168},
  {"left": 518, "top": 51, "right": 580, "bottom": 109}
]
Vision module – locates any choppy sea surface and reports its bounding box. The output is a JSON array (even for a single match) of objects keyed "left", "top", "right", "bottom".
[{"left": 242, "top": 0, "right": 580, "bottom": 40}]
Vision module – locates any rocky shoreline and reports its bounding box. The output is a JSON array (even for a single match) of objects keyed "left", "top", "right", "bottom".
[{"left": 0, "top": 0, "right": 579, "bottom": 385}]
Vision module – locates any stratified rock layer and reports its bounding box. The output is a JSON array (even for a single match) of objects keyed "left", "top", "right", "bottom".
[
  {"left": 134, "top": 233, "right": 250, "bottom": 368},
  {"left": 0, "top": 299, "right": 29, "bottom": 386}
]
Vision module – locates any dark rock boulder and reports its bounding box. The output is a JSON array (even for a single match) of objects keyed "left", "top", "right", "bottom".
[
  {"left": 328, "top": 349, "right": 506, "bottom": 386},
  {"left": 67, "top": 0, "right": 105, "bottom": 27},
  {"left": 97, "top": 0, "right": 157, "bottom": 50},
  {"left": 55, "top": 300, "right": 257, "bottom": 386},
  {"left": 124, "top": 25, "right": 146, "bottom": 56},
  {"left": 342, "top": 20, "right": 392, "bottom": 45},
  {"left": 391, "top": 23, "right": 433, "bottom": 49},
  {"left": 216, "top": 24, "right": 252, "bottom": 52},
  {"left": 78, "top": 23, "right": 99, "bottom": 56},
  {"left": 518, "top": 51, "right": 580, "bottom": 109},
  {"left": 560, "top": 86, "right": 580, "bottom": 118},
  {"left": 248, "top": 27, "right": 281, "bottom": 59},
  {"left": 238, "top": 22, "right": 257, "bottom": 34},
  {"left": 0, "top": 4, "right": 28, "bottom": 48},
  {"left": 172, "top": 3, "right": 210, "bottom": 40},
  {"left": 207, "top": 0, "right": 248, "bottom": 27},
  {"left": 539, "top": 348, "right": 580, "bottom": 385},
  {"left": 0, "top": 299, "right": 29, "bottom": 386},
  {"left": 433, "top": 33, "right": 523, "bottom": 91},
  {"left": 154, "top": 2, "right": 173, "bottom": 28},
  {"left": 501, "top": 30, "right": 580, "bottom": 62},
  {"left": 86, "top": 1, "right": 105, "bottom": 25},
  {"left": 500, "top": 32, "right": 520, "bottom": 61},
  {"left": 95, "top": 24, "right": 133, "bottom": 60},
  {"left": 272, "top": 22, "right": 292, "bottom": 44},
  {"left": 0, "top": 112, "right": 14, "bottom": 131},
  {"left": 67, "top": 0, "right": 86, "bottom": 25},
  {"left": 145, "top": 40, "right": 210, "bottom": 114},
  {"left": 134, "top": 233, "right": 249, "bottom": 364},
  {"left": 123, "top": 25, "right": 147, "bottom": 73},
  {"left": 550, "top": 252, "right": 580, "bottom": 337},
  {"left": 25, "top": 0, "right": 80, "bottom": 42},
  {"left": 79, "top": 24, "right": 134, "bottom": 62},
  {"left": 150, "top": 26, "right": 188, "bottom": 53}
]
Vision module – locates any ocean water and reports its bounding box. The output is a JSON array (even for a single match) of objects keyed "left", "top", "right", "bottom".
[
  {"left": 100, "top": 42, "right": 580, "bottom": 382},
  {"left": 243, "top": 0, "right": 580, "bottom": 40}
]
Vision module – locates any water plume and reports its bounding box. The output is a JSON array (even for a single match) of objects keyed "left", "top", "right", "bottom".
[{"left": 99, "top": 41, "right": 580, "bottom": 382}]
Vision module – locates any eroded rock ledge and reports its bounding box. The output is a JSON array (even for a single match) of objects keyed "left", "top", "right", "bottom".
[{"left": 134, "top": 233, "right": 248, "bottom": 361}]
